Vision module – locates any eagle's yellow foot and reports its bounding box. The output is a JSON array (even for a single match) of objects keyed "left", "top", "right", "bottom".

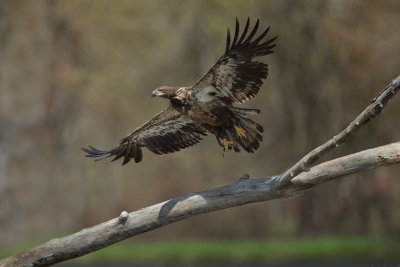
[
  {"left": 235, "top": 126, "right": 246, "bottom": 138},
  {"left": 221, "top": 139, "right": 234, "bottom": 156}
]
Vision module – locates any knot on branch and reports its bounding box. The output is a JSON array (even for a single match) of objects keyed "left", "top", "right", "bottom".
[
  {"left": 238, "top": 173, "right": 250, "bottom": 181},
  {"left": 118, "top": 211, "right": 129, "bottom": 224}
]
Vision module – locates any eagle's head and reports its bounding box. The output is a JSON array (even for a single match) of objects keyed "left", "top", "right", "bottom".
[{"left": 151, "top": 86, "right": 178, "bottom": 99}]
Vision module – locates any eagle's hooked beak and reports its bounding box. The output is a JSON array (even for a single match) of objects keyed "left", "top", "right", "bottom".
[
  {"left": 151, "top": 89, "right": 165, "bottom": 97},
  {"left": 151, "top": 89, "right": 163, "bottom": 97}
]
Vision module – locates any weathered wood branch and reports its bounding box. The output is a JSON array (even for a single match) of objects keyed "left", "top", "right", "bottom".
[
  {"left": 277, "top": 75, "right": 400, "bottom": 185},
  {"left": 2, "top": 143, "right": 400, "bottom": 267},
  {"left": 1, "top": 75, "right": 399, "bottom": 266}
]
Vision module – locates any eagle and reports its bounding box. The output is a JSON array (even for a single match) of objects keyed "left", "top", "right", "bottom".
[{"left": 83, "top": 18, "right": 277, "bottom": 165}]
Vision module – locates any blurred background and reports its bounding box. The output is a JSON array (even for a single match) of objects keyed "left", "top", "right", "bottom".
[{"left": 1, "top": 0, "right": 400, "bottom": 265}]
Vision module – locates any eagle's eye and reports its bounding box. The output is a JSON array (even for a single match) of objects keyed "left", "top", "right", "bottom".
[{"left": 208, "top": 92, "right": 217, "bottom": 96}]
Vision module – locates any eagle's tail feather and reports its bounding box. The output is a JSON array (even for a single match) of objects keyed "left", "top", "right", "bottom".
[
  {"left": 233, "top": 116, "right": 263, "bottom": 153},
  {"left": 216, "top": 108, "right": 264, "bottom": 154}
]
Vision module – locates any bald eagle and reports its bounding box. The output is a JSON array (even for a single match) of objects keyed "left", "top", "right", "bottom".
[{"left": 83, "top": 18, "right": 277, "bottom": 165}]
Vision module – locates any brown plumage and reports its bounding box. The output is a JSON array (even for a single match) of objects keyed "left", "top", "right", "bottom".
[{"left": 83, "top": 18, "right": 277, "bottom": 165}]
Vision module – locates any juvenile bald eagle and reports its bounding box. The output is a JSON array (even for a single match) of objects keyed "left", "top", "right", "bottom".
[{"left": 83, "top": 18, "right": 277, "bottom": 165}]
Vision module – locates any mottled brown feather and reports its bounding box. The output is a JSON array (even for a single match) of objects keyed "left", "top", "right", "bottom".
[
  {"left": 83, "top": 107, "right": 208, "bottom": 165},
  {"left": 191, "top": 18, "right": 277, "bottom": 104}
]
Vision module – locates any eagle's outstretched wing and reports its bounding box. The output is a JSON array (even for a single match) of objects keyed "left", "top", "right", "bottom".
[
  {"left": 190, "top": 18, "right": 277, "bottom": 104},
  {"left": 82, "top": 107, "right": 208, "bottom": 165}
]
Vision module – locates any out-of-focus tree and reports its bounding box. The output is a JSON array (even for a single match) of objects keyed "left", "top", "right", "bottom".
[{"left": 0, "top": 0, "right": 84, "bottom": 245}]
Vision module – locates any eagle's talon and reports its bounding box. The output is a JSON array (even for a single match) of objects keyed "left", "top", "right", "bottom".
[
  {"left": 235, "top": 126, "right": 246, "bottom": 137},
  {"left": 221, "top": 139, "right": 234, "bottom": 156}
]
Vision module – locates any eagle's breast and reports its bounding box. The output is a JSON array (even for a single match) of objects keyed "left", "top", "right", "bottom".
[{"left": 182, "top": 96, "right": 222, "bottom": 126}]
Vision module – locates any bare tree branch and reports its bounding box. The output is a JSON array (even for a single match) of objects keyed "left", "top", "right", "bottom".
[
  {"left": 277, "top": 75, "right": 400, "bottom": 185},
  {"left": 1, "top": 75, "right": 399, "bottom": 266},
  {"left": 2, "top": 143, "right": 400, "bottom": 266}
]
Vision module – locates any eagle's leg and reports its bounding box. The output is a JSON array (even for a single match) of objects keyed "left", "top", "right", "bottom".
[
  {"left": 221, "top": 139, "right": 234, "bottom": 156},
  {"left": 202, "top": 124, "right": 237, "bottom": 156}
]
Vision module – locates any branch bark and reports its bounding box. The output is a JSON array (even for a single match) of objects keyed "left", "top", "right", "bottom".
[{"left": 1, "top": 75, "right": 399, "bottom": 266}]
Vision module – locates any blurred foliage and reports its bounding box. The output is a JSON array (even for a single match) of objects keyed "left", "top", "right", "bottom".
[
  {"left": 1, "top": 0, "right": 400, "bottom": 259},
  {"left": 2, "top": 237, "right": 399, "bottom": 263},
  {"left": 64, "top": 237, "right": 400, "bottom": 263}
]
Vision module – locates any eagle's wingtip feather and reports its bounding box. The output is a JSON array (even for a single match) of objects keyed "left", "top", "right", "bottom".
[{"left": 82, "top": 144, "right": 110, "bottom": 159}]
